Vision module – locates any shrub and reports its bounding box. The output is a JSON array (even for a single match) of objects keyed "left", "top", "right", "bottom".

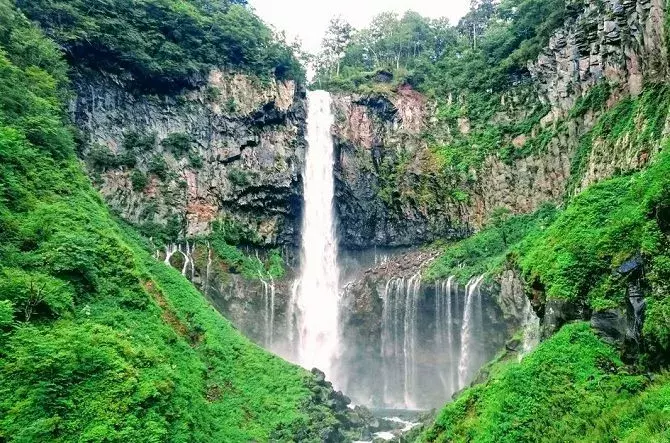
[
  {"left": 122, "top": 130, "right": 156, "bottom": 153},
  {"left": 161, "top": 133, "right": 193, "bottom": 157},
  {"left": 188, "top": 152, "right": 204, "bottom": 169},
  {"left": 130, "top": 170, "right": 148, "bottom": 192},
  {"left": 0, "top": 300, "right": 14, "bottom": 327},
  {"left": 0, "top": 269, "right": 74, "bottom": 321},
  {"left": 227, "top": 167, "right": 250, "bottom": 187},
  {"left": 88, "top": 144, "right": 117, "bottom": 171},
  {"left": 148, "top": 156, "right": 169, "bottom": 180}
]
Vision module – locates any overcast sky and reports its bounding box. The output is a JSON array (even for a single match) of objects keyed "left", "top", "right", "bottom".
[{"left": 248, "top": 0, "right": 471, "bottom": 54}]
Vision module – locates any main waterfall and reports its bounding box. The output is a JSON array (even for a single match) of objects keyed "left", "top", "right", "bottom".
[{"left": 293, "top": 90, "right": 340, "bottom": 377}]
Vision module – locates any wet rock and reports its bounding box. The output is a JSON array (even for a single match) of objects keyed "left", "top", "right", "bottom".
[{"left": 591, "top": 309, "right": 630, "bottom": 345}]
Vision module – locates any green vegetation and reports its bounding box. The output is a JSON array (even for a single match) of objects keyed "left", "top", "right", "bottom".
[
  {"left": 17, "top": 0, "right": 304, "bottom": 91},
  {"left": 123, "top": 130, "right": 157, "bottom": 153},
  {"left": 429, "top": 143, "right": 670, "bottom": 355},
  {"left": 0, "top": 3, "right": 338, "bottom": 440},
  {"left": 567, "top": 83, "right": 670, "bottom": 194},
  {"left": 227, "top": 167, "right": 252, "bottom": 187},
  {"left": 422, "top": 323, "right": 670, "bottom": 442},
  {"left": 208, "top": 219, "right": 286, "bottom": 280},
  {"left": 162, "top": 133, "right": 193, "bottom": 157},
  {"left": 426, "top": 204, "right": 558, "bottom": 284},
  {"left": 130, "top": 170, "right": 148, "bottom": 191}
]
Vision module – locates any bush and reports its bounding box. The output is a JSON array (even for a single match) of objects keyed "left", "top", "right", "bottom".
[
  {"left": 130, "top": 170, "right": 148, "bottom": 191},
  {"left": 148, "top": 156, "right": 169, "bottom": 180},
  {"left": 0, "top": 269, "right": 74, "bottom": 321},
  {"left": 161, "top": 133, "right": 193, "bottom": 157},
  {"left": 227, "top": 167, "right": 250, "bottom": 187},
  {"left": 122, "top": 131, "right": 156, "bottom": 153},
  {"left": 88, "top": 144, "right": 117, "bottom": 171},
  {"left": 188, "top": 152, "right": 204, "bottom": 169},
  {"left": 0, "top": 300, "right": 14, "bottom": 327}
]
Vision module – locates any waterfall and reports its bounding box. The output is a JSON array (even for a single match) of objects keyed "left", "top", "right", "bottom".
[
  {"left": 435, "top": 276, "right": 458, "bottom": 396},
  {"left": 458, "top": 275, "right": 485, "bottom": 389},
  {"left": 259, "top": 273, "right": 276, "bottom": 349},
  {"left": 380, "top": 273, "right": 422, "bottom": 409},
  {"left": 293, "top": 90, "right": 340, "bottom": 377},
  {"left": 520, "top": 296, "right": 540, "bottom": 359},
  {"left": 164, "top": 242, "right": 195, "bottom": 279}
]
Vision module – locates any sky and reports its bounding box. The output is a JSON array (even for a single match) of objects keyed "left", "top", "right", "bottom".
[{"left": 248, "top": 0, "right": 471, "bottom": 54}]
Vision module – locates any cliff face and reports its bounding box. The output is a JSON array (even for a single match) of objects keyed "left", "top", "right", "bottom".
[
  {"left": 332, "top": 0, "right": 668, "bottom": 237},
  {"left": 73, "top": 70, "right": 306, "bottom": 246},
  {"left": 332, "top": 90, "right": 468, "bottom": 248}
]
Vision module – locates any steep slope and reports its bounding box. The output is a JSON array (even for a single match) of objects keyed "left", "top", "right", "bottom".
[
  {"left": 9, "top": 0, "right": 316, "bottom": 352},
  {"left": 422, "top": 323, "right": 670, "bottom": 442},
  {"left": 0, "top": 3, "right": 360, "bottom": 442}
]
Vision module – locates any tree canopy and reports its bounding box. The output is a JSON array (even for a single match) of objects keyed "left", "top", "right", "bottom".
[{"left": 17, "top": 0, "right": 305, "bottom": 91}]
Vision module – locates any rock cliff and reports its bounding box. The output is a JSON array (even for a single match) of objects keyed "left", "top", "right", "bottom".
[
  {"left": 331, "top": 0, "right": 668, "bottom": 239},
  {"left": 73, "top": 70, "right": 306, "bottom": 246}
]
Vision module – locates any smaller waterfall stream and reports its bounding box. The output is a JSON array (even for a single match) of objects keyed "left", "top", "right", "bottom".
[
  {"left": 259, "top": 274, "right": 276, "bottom": 349},
  {"left": 458, "top": 275, "right": 485, "bottom": 389},
  {"left": 435, "top": 276, "right": 459, "bottom": 396},
  {"left": 520, "top": 296, "right": 540, "bottom": 358},
  {"left": 380, "top": 274, "right": 422, "bottom": 409}
]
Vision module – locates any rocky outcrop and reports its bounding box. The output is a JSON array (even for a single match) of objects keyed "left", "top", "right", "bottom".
[
  {"left": 72, "top": 70, "right": 306, "bottom": 246},
  {"left": 531, "top": 0, "right": 667, "bottom": 114},
  {"left": 332, "top": 0, "right": 669, "bottom": 238}
]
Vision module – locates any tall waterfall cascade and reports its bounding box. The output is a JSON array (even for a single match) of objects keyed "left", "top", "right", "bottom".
[{"left": 292, "top": 90, "right": 341, "bottom": 378}]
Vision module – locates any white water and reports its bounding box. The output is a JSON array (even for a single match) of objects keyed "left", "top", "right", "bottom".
[
  {"left": 458, "top": 275, "right": 485, "bottom": 389},
  {"left": 293, "top": 90, "right": 341, "bottom": 376},
  {"left": 259, "top": 273, "right": 276, "bottom": 350},
  {"left": 380, "top": 273, "right": 422, "bottom": 409},
  {"left": 435, "top": 276, "right": 459, "bottom": 396}
]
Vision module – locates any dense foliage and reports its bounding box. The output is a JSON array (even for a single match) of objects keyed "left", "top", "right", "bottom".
[
  {"left": 315, "top": 0, "right": 570, "bottom": 96},
  {"left": 17, "top": 0, "right": 304, "bottom": 90},
  {"left": 422, "top": 323, "right": 670, "bottom": 442},
  {"left": 0, "top": 3, "right": 336, "bottom": 441}
]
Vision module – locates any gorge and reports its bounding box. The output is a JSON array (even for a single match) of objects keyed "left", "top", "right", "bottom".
[{"left": 1, "top": 0, "right": 670, "bottom": 442}]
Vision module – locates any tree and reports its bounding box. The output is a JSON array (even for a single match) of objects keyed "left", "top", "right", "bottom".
[
  {"left": 321, "top": 17, "right": 353, "bottom": 77},
  {"left": 489, "top": 206, "right": 513, "bottom": 246},
  {"left": 460, "top": 0, "right": 496, "bottom": 49}
]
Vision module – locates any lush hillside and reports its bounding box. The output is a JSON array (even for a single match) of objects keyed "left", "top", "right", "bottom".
[
  {"left": 0, "top": 2, "right": 345, "bottom": 441},
  {"left": 17, "top": 0, "right": 304, "bottom": 90},
  {"left": 422, "top": 323, "right": 670, "bottom": 442},
  {"left": 421, "top": 78, "right": 670, "bottom": 443}
]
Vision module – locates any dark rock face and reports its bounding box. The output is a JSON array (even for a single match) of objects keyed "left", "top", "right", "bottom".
[
  {"left": 332, "top": 92, "right": 466, "bottom": 249},
  {"left": 72, "top": 69, "right": 306, "bottom": 246}
]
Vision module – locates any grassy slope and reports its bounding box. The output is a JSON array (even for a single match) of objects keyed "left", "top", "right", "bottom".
[
  {"left": 422, "top": 323, "right": 670, "bottom": 443},
  {"left": 0, "top": 3, "right": 333, "bottom": 441}
]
